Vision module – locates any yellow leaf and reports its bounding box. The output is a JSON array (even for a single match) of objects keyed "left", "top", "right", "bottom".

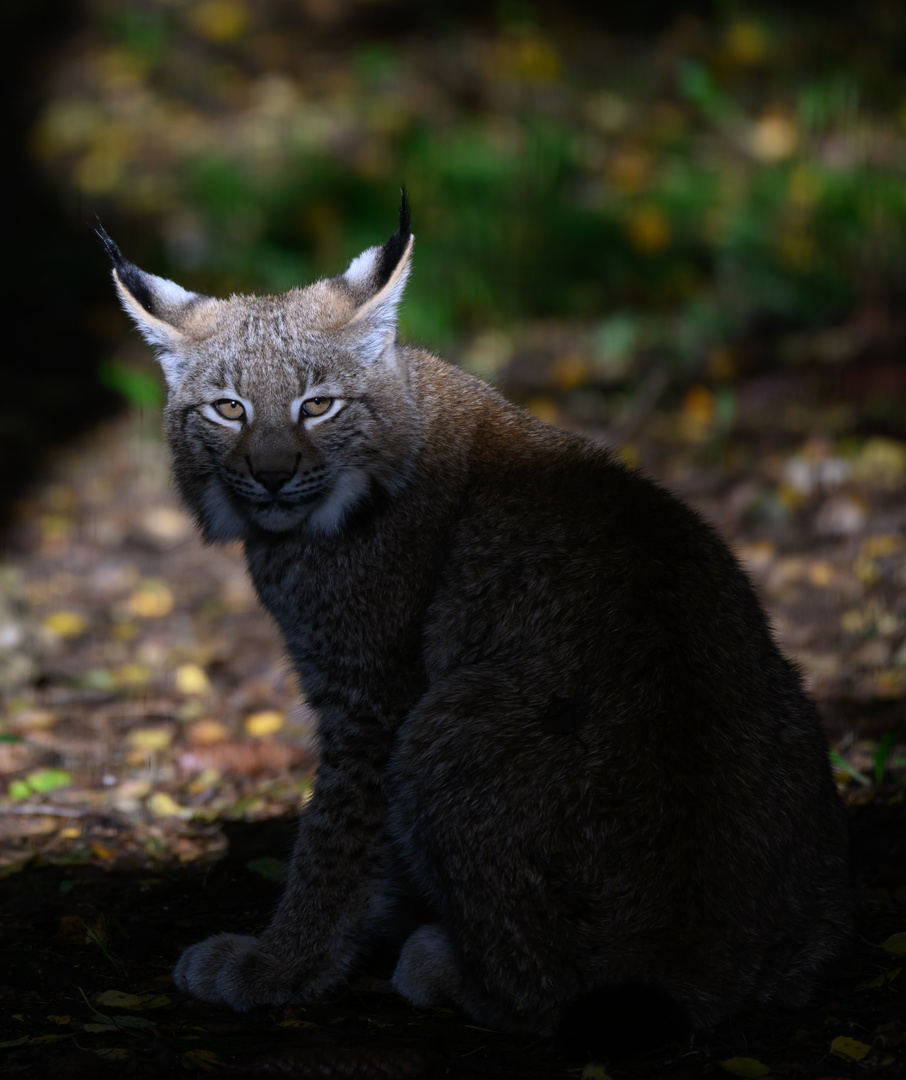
[
  {"left": 112, "top": 620, "right": 138, "bottom": 642},
  {"left": 830, "top": 1036, "right": 871, "bottom": 1061},
  {"left": 683, "top": 385, "right": 716, "bottom": 425},
  {"left": 854, "top": 557, "right": 880, "bottom": 586},
  {"left": 725, "top": 20, "right": 768, "bottom": 65},
  {"left": 581, "top": 1065, "right": 613, "bottom": 1080},
  {"left": 146, "top": 792, "right": 188, "bottom": 818},
  {"left": 59, "top": 827, "right": 80, "bottom": 840},
  {"left": 190, "top": 0, "right": 248, "bottom": 42},
  {"left": 550, "top": 352, "right": 592, "bottom": 390},
  {"left": 861, "top": 534, "right": 902, "bottom": 559},
  {"left": 187, "top": 719, "right": 229, "bottom": 745},
  {"left": 882, "top": 932, "right": 906, "bottom": 955},
  {"left": 96, "top": 991, "right": 142, "bottom": 1008},
  {"left": 626, "top": 204, "right": 672, "bottom": 255},
  {"left": 851, "top": 437, "right": 906, "bottom": 488},
  {"left": 127, "top": 726, "right": 173, "bottom": 752},
  {"left": 43, "top": 611, "right": 85, "bottom": 638},
  {"left": 525, "top": 396, "right": 559, "bottom": 426},
  {"left": 90, "top": 842, "right": 117, "bottom": 861},
  {"left": 175, "top": 663, "right": 211, "bottom": 696},
  {"left": 615, "top": 443, "right": 639, "bottom": 469},
  {"left": 856, "top": 966, "right": 901, "bottom": 990},
  {"left": 128, "top": 580, "right": 174, "bottom": 618},
  {"left": 46, "top": 1015, "right": 71, "bottom": 1025},
  {"left": 749, "top": 113, "right": 798, "bottom": 160},
  {"left": 807, "top": 561, "right": 835, "bottom": 587},
  {"left": 720, "top": 1058, "right": 771, "bottom": 1077},
  {"left": 115, "top": 663, "right": 151, "bottom": 687},
  {"left": 183, "top": 1049, "right": 227, "bottom": 1069},
  {"left": 40, "top": 514, "right": 70, "bottom": 543},
  {"left": 244, "top": 710, "right": 285, "bottom": 738},
  {"left": 142, "top": 507, "right": 191, "bottom": 543}
]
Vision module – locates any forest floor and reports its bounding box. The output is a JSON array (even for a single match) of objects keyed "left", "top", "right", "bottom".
[{"left": 1, "top": 335, "right": 905, "bottom": 1078}]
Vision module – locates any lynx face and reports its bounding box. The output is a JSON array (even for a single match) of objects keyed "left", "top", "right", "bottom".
[
  {"left": 167, "top": 325, "right": 402, "bottom": 540},
  {"left": 101, "top": 210, "right": 420, "bottom": 542}
]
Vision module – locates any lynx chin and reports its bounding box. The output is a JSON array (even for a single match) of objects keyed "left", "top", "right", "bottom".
[{"left": 101, "top": 195, "right": 850, "bottom": 1055}]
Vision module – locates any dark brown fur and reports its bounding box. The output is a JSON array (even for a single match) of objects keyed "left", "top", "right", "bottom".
[{"left": 106, "top": 205, "right": 851, "bottom": 1044}]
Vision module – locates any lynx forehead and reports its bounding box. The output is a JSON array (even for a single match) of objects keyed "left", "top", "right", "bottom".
[{"left": 103, "top": 196, "right": 850, "bottom": 1056}]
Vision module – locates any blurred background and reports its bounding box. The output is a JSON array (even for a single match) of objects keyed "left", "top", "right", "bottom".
[
  {"left": 11, "top": 0, "right": 906, "bottom": 467},
  {"left": 1, "top": 0, "right": 905, "bottom": 867}
]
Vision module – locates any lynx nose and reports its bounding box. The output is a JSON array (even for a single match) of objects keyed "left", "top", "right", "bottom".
[{"left": 254, "top": 469, "right": 294, "bottom": 494}]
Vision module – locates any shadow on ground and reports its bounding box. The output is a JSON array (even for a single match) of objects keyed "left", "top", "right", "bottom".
[{"left": 1, "top": 796, "right": 905, "bottom": 1079}]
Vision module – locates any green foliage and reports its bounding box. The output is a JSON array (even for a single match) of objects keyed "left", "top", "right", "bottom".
[
  {"left": 98, "top": 359, "right": 164, "bottom": 409},
  {"left": 874, "top": 731, "right": 898, "bottom": 785},
  {"left": 35, "top": 2, "right": 906, "bottom": 368}
]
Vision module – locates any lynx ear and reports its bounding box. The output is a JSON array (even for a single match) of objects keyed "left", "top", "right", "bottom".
[
  {"left": 339, "top": 191, "right": 414, "bottom": 359},
  {"left": 97, "top": 224, "right": 216, "bottom": 389}
]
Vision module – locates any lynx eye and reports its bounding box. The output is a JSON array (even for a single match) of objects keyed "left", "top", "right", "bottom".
[
  {"left": 302, "top": 397, "right": 333, "bottom": 417},
  {"left": 214, "top": 399, "right": 246, "bottom": 420}
]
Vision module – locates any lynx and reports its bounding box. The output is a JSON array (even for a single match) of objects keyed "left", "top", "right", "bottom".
[{"left": 101, "top": 197, "right": 850, "bottom": 1052}]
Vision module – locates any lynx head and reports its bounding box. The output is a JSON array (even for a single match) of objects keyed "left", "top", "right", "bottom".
[{"left": 100, "top": 196, "right": 420, "bottom": 542}]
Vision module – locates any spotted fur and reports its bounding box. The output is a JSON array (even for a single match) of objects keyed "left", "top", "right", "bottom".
[{"left": 105, "top": 203, "right": 851, "bottom": 1047}]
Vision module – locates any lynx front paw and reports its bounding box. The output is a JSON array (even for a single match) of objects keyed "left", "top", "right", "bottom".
[{"left": 173, "top": 933, "right": 294, "bottom": 1010}]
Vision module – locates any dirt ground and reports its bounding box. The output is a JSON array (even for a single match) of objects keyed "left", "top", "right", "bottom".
[{"left": 1, "top": 346, "right": 905, "bottom": 1078}]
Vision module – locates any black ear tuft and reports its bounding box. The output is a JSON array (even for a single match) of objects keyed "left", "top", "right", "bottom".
[
  {"left": 95, "top": 220, "right": 157, "bottom": 316},
  {"left": 95, "top": 220, "right": 125, "bottom": 268},
  {"left": 374, "top": 188, "right": 412, "bottom": 292}
]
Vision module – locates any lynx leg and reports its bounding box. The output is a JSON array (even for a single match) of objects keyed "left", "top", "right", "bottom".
[
  {"left": 389, "top": 670, "right": 591, "bottom": 1034},
  {"left": 392, "top": 924, "right": 462, "bottom": 1007}
]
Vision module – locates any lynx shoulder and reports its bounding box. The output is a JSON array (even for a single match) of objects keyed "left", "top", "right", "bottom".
[{"left": 102, "top": 197, "right": 851, "bottom": 1052}]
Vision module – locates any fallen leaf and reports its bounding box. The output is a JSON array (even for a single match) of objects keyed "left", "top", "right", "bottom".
[
  {"left": 856, "top": 967, "right": 901, "bottom": 990},
  {"left": 43, "top": 610, "right": 85, "bottom": 637},
  {"left": 46, "top": 1015, "right": 71, "bottom": 1025},
  {"left": 26, "top": 768, "right": 72, "bottom": 794},
  {"left": 246, "top": 856, "right": 286, "bottom": 882},
  {"left": 581, "top": 1065, "right": 613, "bottom": 1080},
  {"left": 881, "top": 932, "right": 906, "bottom": 955},
  {"left": 176, "top": 663, "right": 211, "bottom": 695},
  {"left": 186, "top": 718, "right": 230, "bottom": 745},
  {"left": 145, "top": 791, "right": 189, "bottom": 818},
  {"left": 183, "top": 1049, "right": 228, "bottom": 1069},
  {"left": 830, "top": 1036, "right": 871, "bottom": 1060},
  {"left": 244, "top": 710, "right": 285, "bottom": 737},
  {"left": 720, "top": 1058, "right": 771, "bottom": 1077},
  {"left": 95, "top": 990, "right": 142, "bottom": 1009},
  {"left": 128, "top": 580, "right": 174, "bottom": 618},
  {"left": 95, "top": 990, "right": 170, "bottom": 1010},
  {"left": 860, "top": 534, "right": 902, "bottom": 559},
  {"left": 95, "top": 1049, "right": 130, "bottom": 1061},
  {"left": 141, "top": 506, "right": 191, "bottom": 544},
  {"left": 177, "top": 739, "right": 311, "bottom": 776},
  {"left": 127, "top": 726, "right": 174, "bottom": 752},
  {"left": 114, "top": 663, "right": 151, "bottom": 687}
]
